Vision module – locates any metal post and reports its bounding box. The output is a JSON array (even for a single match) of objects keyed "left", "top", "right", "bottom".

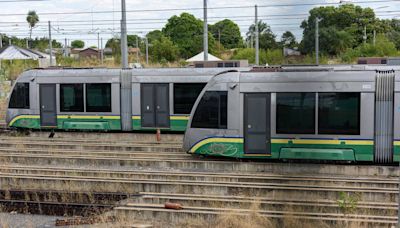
[
  {"left": 315, "top": 18, "right": 320, "bottom": 65},
  {"left": 203, "top": 0, "right": 208, "bottom": 61},
  {"left": 145, "top": 37, "right": 149, "bottom": 65},
  {"left": 101, "top": 37, "right": 104, "bottom": 65},
  {"left": 9, "top": 39, "right": 11, "bottom": 46},
  {"left": 373, "top": 30, "right": 376, "bottom": 46},
  {"left": 120, "top": 0, "right": 128, "bottom": 68},
  {"left": 64, "top": 38, "right": 68, "bottom": 57},
  {"left": 0, "top": 35, "right": 2, "bottom": 48},
  {"left": 136, "top": 36, "right": 139, "bottom": 63},
  {"left": 255, "top": 5, "right": 259, "bottom": 66},
  {"left": 97, "top": 33, "right": 100, "bottom": 50},
  {"left": 363, "top": 25, "right": 367, "bottom": 44},
  {"left": 26, "top": 39, "right": 29, "bottom": 49},
  {"left": 48, "top": 21, "right": 53, "bottom": 66},
  {"left": 218, "top": 29, "right": 221, "bottom": 53}
]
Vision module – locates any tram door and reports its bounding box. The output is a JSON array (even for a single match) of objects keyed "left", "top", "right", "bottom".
[
  {"left": 39, "top": 84, "right": 57, "bottom": 128},
  {"left": 141, "top": 84, "right": 170, "bottom": 128},
  {"left": 244, "top": 93, "right": 271, "bottom": 154}
]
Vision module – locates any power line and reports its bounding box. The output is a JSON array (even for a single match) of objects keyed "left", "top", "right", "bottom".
[
  {"left": 0, "top": 0, "right": 49, "bottom": 2},
  {"left": 0, "top": 0, "right": 398, "bottom": 16}
]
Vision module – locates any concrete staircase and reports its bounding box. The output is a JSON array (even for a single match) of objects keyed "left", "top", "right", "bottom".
[{"left": 0, "top": 134, "right": 397, "bottom": 227}]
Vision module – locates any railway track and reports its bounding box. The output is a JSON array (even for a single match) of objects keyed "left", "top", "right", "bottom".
[{"left": 0, "top": 133, "right": 398, "bottom": 227}]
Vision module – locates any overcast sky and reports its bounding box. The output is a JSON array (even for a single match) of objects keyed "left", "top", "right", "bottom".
[{"left": 1, "top": 0, "right": 399, "bottom": 47}]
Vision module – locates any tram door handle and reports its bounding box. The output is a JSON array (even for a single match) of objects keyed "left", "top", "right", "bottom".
[{"left": 248, "top": 124, "right": 251, "bottom": 129}]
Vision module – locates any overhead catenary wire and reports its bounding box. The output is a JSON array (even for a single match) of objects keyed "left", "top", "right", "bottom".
[{"left": 0, "top": 0, "right": 399, "bottom": 17}]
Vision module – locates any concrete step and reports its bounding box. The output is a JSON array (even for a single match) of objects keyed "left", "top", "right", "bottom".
[
  {"left": 0, "top": 142, "right": 184, "bottom": 153},
  {"left": 0, "top": 165, "right": 396, "bottom": 189},
  {"left": 113, "top": 203, "right": 397, "bottom": 228},
  {"left": 0, "top": 148, "right": 188, "bottom": 158},
  {"left": 128, "top": 192, "right": 397, "bottom": 216},
  {"left": 0, "top": 136, "right": 181, "bottom": 145},
  {"left": 0, "top": 172, "right": 396, "bottom": 202},
  {"left": 0, "top": 153, "right": 396, "bottom": 177}
]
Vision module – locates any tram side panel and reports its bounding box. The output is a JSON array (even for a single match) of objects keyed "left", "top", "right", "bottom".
[
  {"left": 186, "top": 71, "right": 377, "bottom": 162},
  {"left": 7, "top": 71, "right": 122, "bottom": 131},
  {"left": 394, "top": 75, "right": 400, "bottom": 162}
]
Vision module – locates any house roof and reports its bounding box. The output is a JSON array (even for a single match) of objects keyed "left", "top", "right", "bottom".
[
  {"left": 0, "top": 45, "right": 46, "bottom": 60},
  {"left": 186, "top": 51, "right": 221, "bottom": 62}
]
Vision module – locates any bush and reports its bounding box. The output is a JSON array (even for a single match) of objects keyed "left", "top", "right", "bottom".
[{"left": 341, "top": 34, "right": 398, "bottom": 63}]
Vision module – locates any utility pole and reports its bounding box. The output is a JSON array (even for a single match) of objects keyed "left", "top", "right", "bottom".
[
  {"left": 373, "top": 30, "right": 376, "bottom": 46},
  {"left": 101, "top": 37, "right": 104, "bottom": 65},
  {"left": 363, "top": 25, "right": 367, "bottom": 44},
  {"left": 120, "top": 0, "right": 128, "bottom": 68},
  {"left": 218, "top": 29, "right": 221, "bottom": 53},
  {"left": 315, "top": 18, "right": 321, "bottom": 65},
  {"left": 64, "top": 38, "right": 68, "bottom": 57},
  {"left": 203, "top": 0, "right": 208, "bottom": 61},
  {"left": 136, "top": 36, "right": 139, "bottom": 63},
  {"left": 97, "top": 33, "right": 100, "bottom": 50},
  {"left": 145, "top": 37, "right": 149, "bottom": 65},
  {"left": 48, "top": 21, "right": 53, "bottom": 66},
  {"left": 255, "top": 5, "right": 259, "bottom": 66}
]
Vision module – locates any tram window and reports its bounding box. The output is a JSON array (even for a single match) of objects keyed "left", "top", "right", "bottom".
[
  {"left": 86, "top": 83, "right": 111, "bottom": 112},
  {"left": 276, "top": 92, "right": 315, "bottom": 134},
  {"left": 191, "top": 91, "right": 227, "bottom": 129},
  {"left": 60, "top": 84, "right": 84, "bottom": 112},
  {"left": 9, "top": 83, "right": 30, "bottom": 109},
  {"left": 318, "top": 93, "right": 360, "bottom": 135},
  {"left": 174, "top": 83, "right": 206, "bottom": 114}
]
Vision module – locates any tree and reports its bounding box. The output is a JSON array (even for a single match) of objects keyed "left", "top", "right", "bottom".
[
  {"left": 146, "top": 30, "right": 164, "bottom": 43},
  {"left": 246, "top": 21, "right": 278, "bottom": 50},
  {"left": 210, "top": 19, "right": 243, "bottom": 49},
  {"left": 105, "top": 38, "right": 120, "bottom": 55},
  {"left": 299, "top": 4, "right": 383, "bottom": 55},
  {"left": 150, "top": 36, "right": 179, "bottom": 62},
  {"left": 281, "top": 31, "right": 297, "bottom": 48},
  {"left": 163, "top": 13, "right": 216, "bottom": 59},
  {"left": 127, "top": 35, "right": 142, "bottom": 48},
  {"left": 26, "top": 11, "right": 39, "bottom": 44},
  {"left": 71, "top": 40, "right": 85, "bottom": 48}
]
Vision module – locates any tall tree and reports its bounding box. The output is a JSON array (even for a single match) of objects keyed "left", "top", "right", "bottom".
[
  {"left": 163, "top": 13, "right": 216, "bottom": 59},
  {"left": 210, "top": 19, "right": 243, "bottom": 49},
  {"left": 281, "top": 31, "right": 298, "bottom": 48},
  {"left": 150, "top": 36, "right": 180, "bottom": 62},
  {"left": 246, "top": 21, "right": 278, "bottom": 50},
  {"left": 71, "top": 40, "right": 85, "bottom": 48},
  {"left": 146, "top": 30, "right": 164, "bottom": 43},
  {"left": 299, "top": 4, "right": 384, "bottom": 55},
  {"left": 26, "top": 10, "right": 39, "bottom": 45}
]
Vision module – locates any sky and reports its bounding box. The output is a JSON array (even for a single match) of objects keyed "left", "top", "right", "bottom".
[{"left": 1, "top": 0, "right": 400, "bottom": 47}]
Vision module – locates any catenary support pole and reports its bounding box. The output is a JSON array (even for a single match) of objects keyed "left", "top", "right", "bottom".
[
  {"left": 203, "top": 0, "right": 208, "bottom": 61},
  {"left": 120, "top": 0, "right": 128, "bottom": 68},
  {"left": 315, "top": 18, "right": 320, "bottom": 65},
  {"left": 48, "top": 21, "right": 53, "bottom": 66},
  {"left": 101, "top": 38, "right": 104, "bottom": 65},
  {"left": 255, "top": 5, "right": 259, "bottom": 66},
  {"left": 145, "top": 37, "right": 149, "bottom": 65}
]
